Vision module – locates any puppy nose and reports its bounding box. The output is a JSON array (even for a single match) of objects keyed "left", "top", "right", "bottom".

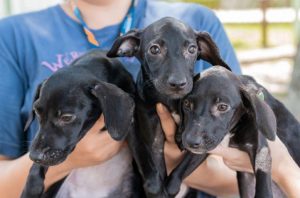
[
  {"left": 186, "top": 135, "right": 202, "bottom": 149},
  {"left": 190, "top": 140, "right": 201, "bottom": 149},
  {"left": 167, "top": 77, "right": 187, "bottom": 89},
  {"left": 29, "top": 151, "right": 45, "bottom": 163}
]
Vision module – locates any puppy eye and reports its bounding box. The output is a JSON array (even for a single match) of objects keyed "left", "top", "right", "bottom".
[
  {"left": 149, "top": 45, "right": 161, "bottom": 55},
  {"left": 217, "top": 103, "right": 229, "bottom": 112},
  {"left": 183, "top": 99, "right": 193, "bottom": 111},
  {"left": 60, "top": 114, "right": 76, "bottom": 124},
  {"left": 188, "top": 45, "right": 197, "bottom": 54}
]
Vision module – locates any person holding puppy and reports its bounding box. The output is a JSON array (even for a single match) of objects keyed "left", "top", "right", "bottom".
[{"left": 0, "top": 0, "right": 298, "bottom": 197}]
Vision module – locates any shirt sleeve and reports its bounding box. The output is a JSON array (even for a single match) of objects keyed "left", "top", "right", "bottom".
[
  {"left": 193, "top": 5, "right": 241, "bottom": 75},
  {"left": 0, "top": 18, "right": 27, "bottom": 158}
]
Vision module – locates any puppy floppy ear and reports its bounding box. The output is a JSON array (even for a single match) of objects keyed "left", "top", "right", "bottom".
[
  {"left": 107, "top": 29, "right": 141, "bottom": 57},
  {"left": 91, "top": 81, "right": 135, "bottom": 141},
  {"left": 195, "top": 31, "right": 231, "bottom": 71},
  {"left": 240, "top": 87, "right": 276, "bottom": 141},
  {"left": 24, "top": 81, "right": 46, "bottom": 132}
]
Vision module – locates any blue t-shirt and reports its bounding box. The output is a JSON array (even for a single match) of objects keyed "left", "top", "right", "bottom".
[{"left": 0, "top": 0, "right": 240, "bottom": 158}]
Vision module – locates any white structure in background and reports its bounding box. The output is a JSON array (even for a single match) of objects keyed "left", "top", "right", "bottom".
[
  {"left": 0, "top": 0, "right": 62, "bottom": 18},
  {"left": 0, "top": 0, "right": 7, "bottom": 17},
  {"left": 216, "top": 8, "right": 300, "bottom": 23}
]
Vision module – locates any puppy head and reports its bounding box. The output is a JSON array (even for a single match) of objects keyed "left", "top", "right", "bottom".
[
  {"left": 28, "top": 76, "right": 134, "bottom": 166},
  {"left": 107, "top": 17, "right": 230, "bottom": 99},
  {"left": 180, "top": 67, "right": 276, "bottom": 154}
]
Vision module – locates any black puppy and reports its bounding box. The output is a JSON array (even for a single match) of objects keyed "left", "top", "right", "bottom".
[
  {"left": 178, "top": 66, "right": 300, "bottom": 197},
  {"left": 21, "top": 50, "right": 136, "bottom": 198},
  {"left": 107, "top": 17, "right": 230, "bottom": 197}
]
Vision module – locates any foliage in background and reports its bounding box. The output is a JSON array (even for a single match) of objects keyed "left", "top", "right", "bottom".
[
  {"left": 179, "top": 0, "right": 220, "bottom": 9},
  {"left": 163, "top": 0, "right": 291, "bottom": 9},
  {"left": 225, "top": 23, "right": 293, "bottom": 50}
]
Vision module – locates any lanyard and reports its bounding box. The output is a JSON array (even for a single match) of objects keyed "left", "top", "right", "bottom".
[{"left": 71, "top": 0, "right": 135, "bottom": 48}]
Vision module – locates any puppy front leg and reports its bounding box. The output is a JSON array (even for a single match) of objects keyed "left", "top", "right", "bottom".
[
  {"left": 166, "top": 153, "right": 208, "bottom": 197},
  {"left": 253, "top": 141, "right": 273, "bottom": 198},
  {"left": 236, "top": 151, "right": 273, "bottom": 198},
  {"left": 21, "top": 163, "right": 48, "bottom": 198},
  {"left": 240, "top": 136, "right": 273, "bottom": 198},
  {"left": 127, "top": 129, "right": 166, "bottom": 197},
  {"left": 237, "top": 172, "right": 255, "bottom": 198},
  {"left": 150, "top": 126, "right": 169, "bottom": 197}
]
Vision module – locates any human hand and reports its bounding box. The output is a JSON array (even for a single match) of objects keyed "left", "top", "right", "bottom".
[
  {"left": 262, "top": 137, "right": 300, "bottom": 197},
  {"left": 209, "top": 136, "right": 300, "bottom": 196},
  {"left": 64, "top": 114, "right": 126, "bottom": 169},
  {"left": 44, "top": 114, "right": 125, "bottom": 189},
  {"left": 208, "top": 141, "right": 253, "bottom": 173},
  {"left": 156, "top": 103, "right": 185, "bottom": 174},
  {"left": 209, "top": 136, "right": 294, "bottom": 178}
]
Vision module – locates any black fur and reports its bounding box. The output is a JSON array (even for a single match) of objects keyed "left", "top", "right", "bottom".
[
  {"left": 107, "top": 17, "right": 230, "bottom": 197},
  {"left": 21, "top": 50, "right": 137, "bottom": 198},
  {"left": 177, "top": 66, "right": 300, "bottom": 197}
]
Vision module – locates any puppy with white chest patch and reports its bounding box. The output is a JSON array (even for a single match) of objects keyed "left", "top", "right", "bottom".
[
  {"left": 21, "top": 50, "right": 140, "bottom": 198},
  {"left": 176, "top": 66, "right": 300, "bottom": 197}
]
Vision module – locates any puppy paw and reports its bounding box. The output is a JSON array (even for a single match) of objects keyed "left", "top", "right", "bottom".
[
  {"left": 166, "top": 176, "right": 181, "bottom": 196},
  {"left": 20, "top": 185, "right": 44, "bottom": 198},
  {"left": 144, "top": 173, "right": 163, "bottom": 195}
]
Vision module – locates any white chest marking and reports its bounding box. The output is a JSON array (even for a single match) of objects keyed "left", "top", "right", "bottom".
[
  {"left": 56, "top": 147, "right": 132, "bottom": 198},
  {"left": 255, "top": 147, "right": 271, "bottom": 173}
]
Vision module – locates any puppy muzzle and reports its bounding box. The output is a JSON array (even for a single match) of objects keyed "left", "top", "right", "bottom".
[{"left": 29, "top": 148, "right": 68, "bottom": 166}]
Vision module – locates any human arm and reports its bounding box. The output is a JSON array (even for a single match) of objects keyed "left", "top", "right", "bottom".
[
  {"left": 209, "top": 136, "right": 300, "bottom": 197},
  {"left": 156, "top": 103, "right": 238, "bottom": 196},
  {"left": 0, "top": 115, "right": 125, "bottom": 198},
  {"left": 271, "top": 138, "right": 300, "bottom": 197}
]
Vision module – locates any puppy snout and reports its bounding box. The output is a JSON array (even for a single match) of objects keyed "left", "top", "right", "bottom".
[
  {"left": 29, "top": 150, "right": 45, "bottom": 164},
  {"left": 29, "top": 147, "right": 66, "bottom": 166},
  {"left": 167, "top": 77, "right": 187, "bottom": 90},
  {"left": 185, "top": 134, "right": 202, "bottom": 149}
]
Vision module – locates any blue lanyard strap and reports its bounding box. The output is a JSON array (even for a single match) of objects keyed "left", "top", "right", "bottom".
[
  {"left": 120, "top": 0, "right": 135, "bottom": 35},
  {"left": 71, "top": 0, "right": 135, "bottom": 48}
]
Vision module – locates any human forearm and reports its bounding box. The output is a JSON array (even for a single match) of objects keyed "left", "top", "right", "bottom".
[
  {"left": 183, "top": 155, "right": 238, "bottom": 196},
  {"left": 276, "top": 171, "right": 300, "bottom": 197},
  {"left": 0, "top": 154, "right": 72, "bottom": 198},
  {"left": 209, "top": 136, "right": 300, "bottom": 197},
  {"left": 272, "top": 155, "right": 300, "bottom": 197},
  {"left": 0, "top": 154, "right": 33, "bottom": 198}
]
